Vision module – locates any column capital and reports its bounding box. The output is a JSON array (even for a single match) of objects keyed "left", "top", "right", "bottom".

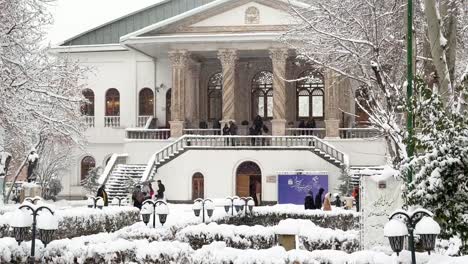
[
  {"left": 217, "top": 49, "right": 238, "bottom": 66},
  {"left": 168, "top": 50, "right": 189, "bottom": 68},
  {"left": 269, "top": 48, "right": 289, "bottom": 63}
]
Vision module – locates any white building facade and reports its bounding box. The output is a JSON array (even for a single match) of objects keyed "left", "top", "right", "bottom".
[{"left": 54, "top": 0, "right": 388, "bottom": 202}]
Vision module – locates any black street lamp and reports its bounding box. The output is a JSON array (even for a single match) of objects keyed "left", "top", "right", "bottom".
[
  {"left": 384, "top": 209, "right": 441, "bottom": 264},
  {"left": 87, "top": 196, "right": 103, "bottom": 209},
  {"left": 224, "top": 196, "right": 240, "bottom": 216},
  {"left": 24, "top": 196, "right": 42, "bottom": 204},
  {"left": 111, "top": 197, "right": 126, "bottom": 206},
  {"left": 192, "top": 198, "right": 214, "bottom": 223},
  {"left": 10, "top": 203, "right": 58, "bottom": 264},
  {"left": 141, "top": 199, "right": 169, "bottom": 228},
  {"left": 240, "top": 197, "right": 255, "bottom": 214}
]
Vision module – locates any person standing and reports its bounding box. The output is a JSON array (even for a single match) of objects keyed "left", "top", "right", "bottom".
[
  {"left": 142, "top": 182, "right": 151, "bottom": 200},
  {"left": 322, "top": 193, "right": 332, "bottom": 211},
  {"left": 132, "top": 186, "right": 144, "bottom": 209},
  {"left": 157, "top": 180, "right": 165, "bottom": 200},
  {"left": 229, "top": 121, "right": 238, "bottom": 146},
  {"left": 315, "top": 188, "right": 324, "bottom": 210},
  {"left": 96, "top": 185, "right": 108, "bottom": 206},
  {"left": 304, "top": 191, "right": 315, "bottom": 210},
  {"left": 27, "top": 149, "right": 39, "bottom": 183},
  {"left": 222, "top": 123, "right": 230, "bottom": 145},
  {"left": 352, "top": 186, "right": 360, "bottom": 212},
  {"left": 254, "top": 179, "right": 261, "bottom": 206}
]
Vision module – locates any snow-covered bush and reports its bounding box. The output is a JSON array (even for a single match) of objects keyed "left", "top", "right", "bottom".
[
  {"left": 217, "top": 205, "right": 359, "bottom": 230},
  {"left": 298, "top": 220, "right": 359, "bottom": 253},
  {"left": 176, "top": 223, "right": 276, "bottom": 249},
  {"left": 0, "top": 206, "right": 140, "bottom": 239}
]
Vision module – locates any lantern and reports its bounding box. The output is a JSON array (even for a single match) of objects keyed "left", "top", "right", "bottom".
[
  {"left": 192, "top": 202, "right": 202, "bottom": 217},
  {"left": 384, "top": 219, "right": 408, "bottom": 256},
  {"left": 156, "top": 203, "right": 169, "bottom": 226},
  {"left": 247, "top": 199, "right": 255, "bottom": 213},
  {"left": 224, "top": 199, "right": 231, "bottom": 213},
  {"left": 205, "top": 201, "right": 215, "bottom": 218},
  {"left": 415, "top": 217, "right": 441, "bottom": 254},
  {"left": 96, "top": 198, "right": 104, "bottom": 209},
  {"left": 9, "top": 209, "right": 32, "bottom": 245}
]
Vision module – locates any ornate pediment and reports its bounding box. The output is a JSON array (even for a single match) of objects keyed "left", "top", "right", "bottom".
[{"left": 141, "top": 0, "right": 296, "bottom": 36}]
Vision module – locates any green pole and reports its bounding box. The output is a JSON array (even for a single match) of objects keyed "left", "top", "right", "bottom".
[{"left": 406, "top": 0, "right": 414, "bottom": 184}]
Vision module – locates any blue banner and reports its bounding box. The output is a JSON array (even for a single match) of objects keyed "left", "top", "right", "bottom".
[{"left": 278, "top": 174, "right": 328, "bottom": 204}]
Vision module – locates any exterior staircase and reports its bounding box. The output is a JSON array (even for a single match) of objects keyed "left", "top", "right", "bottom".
[
  {"left": 105, "top": 164, "right": 146, "bottom": 199},
  {"left": 102, "top": 135, "right": 349, "bottom": 198}
]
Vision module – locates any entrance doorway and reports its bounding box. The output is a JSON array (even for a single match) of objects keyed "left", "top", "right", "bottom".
[
  {"left": 236, "top": 161, "right": 262, "bottom": 205},
  {"left": 165, "top": 89, "right": 171, "bottom": 128},
  {"left": 192, "top": 173, "right": 204, "bottom": 200}
]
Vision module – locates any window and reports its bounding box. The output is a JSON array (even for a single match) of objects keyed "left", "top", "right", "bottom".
[
  {"left": 139, "top": 88, "right": 154, "bottom": 116},
  {"left": 105, "top": 88, "right": 120, "bottom": 116},
  {"left": 252, "top": 71, "right": 273, "bottom": 119},
  {"left": 208, "top": 73, "right": 223, "bottom": 121},
  {"left": 296, "top": 70, "right": 325, "bottom": 119},
  {"left": 81, "top": 89, "right": 94, "bottom": 116},
  {"left": 192, "top": 173, "right": 204, "bottom": 200},
  {"left": 80, "top": 156, "right": 96, "bottom": 181}
]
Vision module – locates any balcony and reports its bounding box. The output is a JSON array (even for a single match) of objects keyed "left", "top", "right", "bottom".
[
  {"left": 339, "top": 128, "right": 381, "bottom": 139},
  {"left": 84, "top": 116, "right": 95, "bottom": 127},
  {"left": 137, "top": 116, "right": 152, "bottom": 127},
  {"left": 104, "top": 116, "right": 120, "bottom": 128},
  {"left": 126, "top": 129, "right": 170, "bottom": 140},
  {"left": 286, "top": 128, "right": 326, "bottom": 138}
]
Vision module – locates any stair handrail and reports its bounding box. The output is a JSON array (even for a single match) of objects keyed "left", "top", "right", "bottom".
[
  {"left": 140, "top": 136, "right": 188, "bottom": 182},
  {"left": 311, "top": 136, "right": 349, "bottom": 166},
  {"left": 98, "top": 153, "right": 129, "bottom": 185}
]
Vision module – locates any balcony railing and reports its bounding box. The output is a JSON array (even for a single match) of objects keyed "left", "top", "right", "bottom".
[
  {"left": 137, "top": 116, "right": 152, "bottom": 128},
  {"left": 104, "top": 116, "right": 120, "bottom": 128},
  {"left": 286, "top": 128, "right": 326, "bottom": 138},
  {"left": 339, "top": 128, "right": 381, "bottom": 139},
  {"left": 126, "top": 129, "right": 171, "bottom": 140},
  {"left": 85, "top": 116, "right": 95, "bottom": 127},
  {"left": 183, "top": 129, "right": 222, "bottom": 135}
]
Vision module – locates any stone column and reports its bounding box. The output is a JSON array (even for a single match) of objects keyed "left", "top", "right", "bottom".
[
  {"left": 186, "top": 62, "right": 201, "bottom": 127},
  {"left": 168, "top": 50, "right": 189, "bottom": 137},
  {"left": 270, "top": 48, "right": 289, "bottom": 136},
  {"left": 324, "top": 70, "right": 340, "bottom": 138},
  {"left": 217, "top": 49, "right": 238, "bottom": 124}
]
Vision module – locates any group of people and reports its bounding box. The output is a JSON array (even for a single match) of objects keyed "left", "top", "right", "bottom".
[
  {"left": 298, "top": 119, "right": 316, "bottom": 129},
  {"left": 304, "top": 186, "right": 360, "bottom": 211},
  {"left": 132, "top": 180, "right": 165, "bottom": 209}
]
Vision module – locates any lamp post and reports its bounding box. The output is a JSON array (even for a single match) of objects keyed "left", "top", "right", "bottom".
[
  {"left": 87, "top": 196, "right": 103, "bottom": 209},
  {"left": 224, "top": 196, "right": 240, "bottom": 216},
  {"left": 192, "top": 198, "right": 214, "bottom": 223},
  {"left": 240, "top": 197, "right": 255, "bottom": 214},
  {"left": 10, "top": 203, "right": 58, "bottom": 264},
  {"left": 384, "top": 209, "right": 441, "bottom": 264},
  {"left": 111, "top": 197, "right": 126, "bottom": 206},
  {"left": 140, "top": 199, "right": 169, "bottom": 228}
]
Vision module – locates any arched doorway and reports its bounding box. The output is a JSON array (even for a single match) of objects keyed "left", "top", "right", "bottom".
[
  {"left": 192, "top": 173, "right": 204, "bottom": 200},
  {"left": 236, "top": 161, "right": 262, "bottom": 205},
  {"left": 165, "top": 89, "right": 171, "bottom": 128},
  {"left": 80, "top": 156, "right": 96, "bottom": 182}
]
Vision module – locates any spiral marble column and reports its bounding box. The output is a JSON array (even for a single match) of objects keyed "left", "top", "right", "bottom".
[
  {"left": 270, "top": 48, "right": 289, "bottom": 136},
  {"left": 217, "top": 49, "right": 238, "bottom": 123}
]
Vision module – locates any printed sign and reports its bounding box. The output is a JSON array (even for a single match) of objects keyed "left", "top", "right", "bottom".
[
  {"left": 266, "top": 175, "right": 276, "bottom": 183},
  {"left": 278, "top": 174, "right": 328, "bottom": 204}
]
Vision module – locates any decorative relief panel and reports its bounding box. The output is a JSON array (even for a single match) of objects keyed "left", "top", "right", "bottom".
[{"left": 245, "top": 6, "right": 260, "bottom": 24}]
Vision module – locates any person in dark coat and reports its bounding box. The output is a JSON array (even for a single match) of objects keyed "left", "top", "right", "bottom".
[
  {"left": 222, "top": 123, "right": 230, "bottom": 135},
  {"left": 132, "top": 186, "right": 144, "bottom": 209},
  {"left": 335, "top": 194, "right": 342, "bottom": 207},
  {"left": 306, "top": 119, "right": 316, "bottom": 129},
  {"left": 352, "top": 187, "right": 360, "bottom": 212},
  {"left": 304, "top": 191, "right": 315, "bottom": 210},
  {"left": 229, "top": 121, "right": 238, "bottom": 146},
  {"left": 249, "top": 126, "right": 257, "bottom": 146},
  {"left": 157, "top": 180, "right": 165, "bottom": 200},
  {"left": 96, "top": 185, "right": 109, "bottom": 206},
  {"left": 254, "top": 115, "right": 263, "bottom": 131},
  {"left": 315, "top": 188, "right": 324, "bottom": 210},
  {"left": 298, "top": 120, "right": 306, "bottom": 135}
]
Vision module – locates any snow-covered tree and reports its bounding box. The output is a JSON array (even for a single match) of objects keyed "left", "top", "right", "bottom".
[
  {"left": 81, "top": 166, "right": 102, "bottom": 195},
  {"left": 284, "top": 0, "right": 467, "bottom": 163},
  {"left": 404, "top": 80, "right": 468, "bottom": 252},
  {"left": 0, "top": 0, "right": 89, "bottom": 200},
  {"left": 336, "top": 167, "right": 353, "bottom": 196}
]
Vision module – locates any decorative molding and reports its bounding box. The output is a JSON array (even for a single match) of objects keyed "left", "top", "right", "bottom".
[
  {"left": 245, "top": 6, "right": 260, "bottom": 24},
  {"left": 168, "top": 50, "right": 189, "bottom": 68},
  {"left": 217, "top": 49, "right": 238, "bottom": 66}
]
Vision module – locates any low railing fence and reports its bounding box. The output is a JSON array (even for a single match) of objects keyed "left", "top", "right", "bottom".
[
  {"left": 104, "top": 116, "right": 120, "bottom": 128},
  {"left": 339, "top": 128, "right": 381, "bottom": 139},
  {"left": 126, "top": 129, "right": 170, "bottom": 140},
  {"left": 286, "top": 128, "right": 325, "bottom": 138}
]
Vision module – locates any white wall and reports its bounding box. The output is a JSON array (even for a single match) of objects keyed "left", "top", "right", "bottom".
[
  {"left": 155, "top": 149, "right": 342, "bottom": 202},
  {"left": 327, "top": 139, "right": 388, "bottom": 166}
]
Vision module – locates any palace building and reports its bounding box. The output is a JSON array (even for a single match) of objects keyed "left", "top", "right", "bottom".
[{"left": 53, "top": 0, "right": 388, "bottom": 202}]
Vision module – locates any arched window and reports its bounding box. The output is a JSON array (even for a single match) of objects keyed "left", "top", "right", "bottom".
[
  {"left": 139, "top": 88, "right": 154, "bottom": 116},
  {"left": 105, "top": 88, "right": 120, "bottom": 116},
  {"left": 192, "top": 173, "right": 204, "bottom": 200},
  {"left": 80, "top": 156, "right": 96, "bottom": 181},
  {"left": 252, "top": 71, "right": 273, "bottom": 119},
  {"left": 208, "top": 72, "right": 223, "bottom": 121},
  {"left": 81, "top": 89, "right": 95, "bottom": 116},
  {"left": 296, "top": 70, "right": 325, "bottom": 119},
  {"left": 355, "top": 87, "right": 370, "bottom": 126}
]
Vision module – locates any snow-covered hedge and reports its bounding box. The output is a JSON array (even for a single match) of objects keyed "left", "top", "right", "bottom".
[
  {"left": 218, "top": 205, "right": 359, "bottom": 230},
  {"left": 176, "top": 223, "right": 276, "bottom": 249},
  {"left": 176, "top": 220, "right": 359, "bottom": 251},
  {"left": 0, "top": 206, "right": 140, "bottom": 239}
]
